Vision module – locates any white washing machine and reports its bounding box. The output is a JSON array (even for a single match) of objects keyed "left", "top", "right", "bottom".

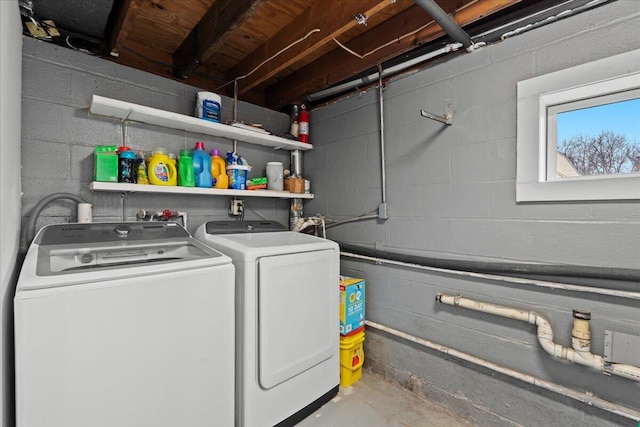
[
  {"left": 194, "top": 221, "right": 339, "bottom": 427},
  {"left": 14, "top": 222, "right": 235, "bottom": 427}
]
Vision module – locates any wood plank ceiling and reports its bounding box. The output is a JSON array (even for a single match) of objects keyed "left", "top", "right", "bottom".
[{"left": 27, "top": 0, "right": 575, "bottom": 110}]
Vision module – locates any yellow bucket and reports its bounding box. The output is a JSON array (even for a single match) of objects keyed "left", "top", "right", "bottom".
[{"left": 339, "top": 330, "right": 365, "bottom": 387}]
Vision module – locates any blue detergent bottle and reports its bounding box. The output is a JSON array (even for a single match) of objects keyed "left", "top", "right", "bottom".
[{"left": 192, "top": 142, "right": 212, "bottom": 188}]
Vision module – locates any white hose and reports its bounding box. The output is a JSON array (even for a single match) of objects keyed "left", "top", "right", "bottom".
[{"left": 365, "top": 320, "right": 640, "bottom": 422}]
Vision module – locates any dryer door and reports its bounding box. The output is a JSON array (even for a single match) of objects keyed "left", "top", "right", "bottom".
[{"left": 257, "top": 249, "right": 337, "bottom": 389}]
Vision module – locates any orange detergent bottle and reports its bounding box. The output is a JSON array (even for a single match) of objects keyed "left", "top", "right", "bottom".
[{"left": 210, "top": 149, "right": 229, "bottom": 189}]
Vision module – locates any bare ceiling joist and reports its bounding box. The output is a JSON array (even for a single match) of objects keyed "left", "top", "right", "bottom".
[
  {"left": 266, "top": 0, "right": 521, "bottom": 107},
  {"left": 229, "top": 0, "right": 406, "bottom": 95},
  {"left": 108, "top": 0, "right": 142, "bottom": 57},
  {"left": 173, "top": 0, "right": 265, "bottom": 79}
]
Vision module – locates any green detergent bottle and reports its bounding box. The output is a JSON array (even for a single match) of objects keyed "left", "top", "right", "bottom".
[{"left": 178, "top": 149, "right": 195, "bottom": 187}]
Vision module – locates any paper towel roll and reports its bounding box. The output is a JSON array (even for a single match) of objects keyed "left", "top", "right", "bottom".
[{"left": 77, "top": 203, "right": 92, "bottom": 223}]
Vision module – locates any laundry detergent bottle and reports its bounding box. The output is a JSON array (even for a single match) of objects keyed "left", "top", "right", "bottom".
[
  {"left": 210, "top": 149, "right": 229, "bottom": 189},
  {"left": 148, "top": 148, "right": 177, "bottom": 186},
  {"left": 178, "top": 149, "right": 195, "bottom": 187},
  {"left": 192, "top": 142, "right": 212, "bottom": 188}
]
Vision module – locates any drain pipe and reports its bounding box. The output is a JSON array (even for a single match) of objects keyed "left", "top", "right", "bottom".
[
  {"left": 365, "top": 320, "right": 640, "bottom": 422},
  {"left": 413, "top": 0, "right": 474, "bottom": 50},
  {"left": 435, "top": 293, "right": 640, "bottom": 382}
]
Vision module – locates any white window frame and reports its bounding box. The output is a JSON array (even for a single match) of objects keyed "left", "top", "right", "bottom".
[{"left": 516, "top": 48, "right": 640, "bottom": 202}]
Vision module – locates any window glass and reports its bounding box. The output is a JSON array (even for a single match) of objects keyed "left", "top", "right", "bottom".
[
  {"left": 555, "top": 98, "right": 640, "bottom": 178},
  {"left": 516, "top": 47, "right": 640, "bottom": 202}
]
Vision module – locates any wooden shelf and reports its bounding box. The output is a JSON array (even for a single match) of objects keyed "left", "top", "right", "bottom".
[
  {"left": 90, "top": 181, "right": 314, "bottom": 199},
  {"left": 89, "top": 95, "right": 313, "bottom": 151}
]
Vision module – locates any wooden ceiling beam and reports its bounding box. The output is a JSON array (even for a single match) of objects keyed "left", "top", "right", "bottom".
[
  {"left": 112, "top": 39, "right": 228, "bottom": 91},
  {"left": 266, "top": 0, "right": 522, "bottom": 108},
  {"left": 108, "top": 0, "right": 142, "bottom": 57},
  {"left": 230, "top": 0, "right": 405, "bottom": 95},
  {"left": 173, "top": 0, "right": 266, "bottom": 79}
]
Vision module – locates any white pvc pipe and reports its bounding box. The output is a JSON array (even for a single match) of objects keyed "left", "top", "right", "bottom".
[
  {"left": 365, "top": 320, "right": 640, "bottom": 422},
  {"left": 340, "top": 251, "right": 640, "bottom": 301},
  {"left": 436, "top": 293, "right": 640, "bottom": 382}
]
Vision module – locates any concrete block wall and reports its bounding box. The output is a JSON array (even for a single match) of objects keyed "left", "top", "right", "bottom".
[
  {"left": 21, "top": 37, "right": 292, "bottom": 234},
  {"left": 307, "top": 1, "right": 640, "bottom": 425}
]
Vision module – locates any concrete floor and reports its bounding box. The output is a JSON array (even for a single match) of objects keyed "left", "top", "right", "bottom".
[{"left": 297, "top": 371, "right": 473, "bottom": 427}]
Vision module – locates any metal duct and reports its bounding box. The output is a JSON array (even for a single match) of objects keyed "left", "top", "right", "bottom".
[{"left": 413, "top": 0, "right": 473, "bottom": 49}]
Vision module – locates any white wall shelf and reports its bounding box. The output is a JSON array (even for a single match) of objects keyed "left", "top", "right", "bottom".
[
  {"left": 90, "top": 181, "right": 314, "bottom": 199},
  {"left": 89, "top": 95, "right": 313, "bottom": 151}
]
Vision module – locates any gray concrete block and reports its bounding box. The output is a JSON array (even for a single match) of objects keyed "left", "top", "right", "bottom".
[
  {"left": 70, "top": 144, "right": 98, "bottom": 182},
  {"left": 22, "top": 99, "right": 74, "bottom": 143},
  {"left": 21, "top": 139, "right": 70, "bottom": 179},
  {"left": 114, "top": 64, "right": 186, "bottom": 98},
  {"left": 71, "top": 72, "right": 150, "bottom": 108},
  {"left": 22, "top": 58, "right": 71, "bottom": 103},
  {"left": 532, "top": 220, "right": 640, "bottom": 269},
  {"left": 151, "top": 91, "right": 194, "bottom": 116},
  {"left": 386, "top": 139, "right": 451, "bottom": 186},
  {"left": 22, "top": 37, "right": 116, "bottom": 77}
]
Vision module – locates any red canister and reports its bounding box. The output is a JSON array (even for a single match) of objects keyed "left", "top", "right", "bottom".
[{"left": 298, "top": 104, "right": 309, "bottom": 143}]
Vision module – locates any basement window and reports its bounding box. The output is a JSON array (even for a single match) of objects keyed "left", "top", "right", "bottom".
[{"left": 516, "top": 48, "right": 640, "bottom": 202}]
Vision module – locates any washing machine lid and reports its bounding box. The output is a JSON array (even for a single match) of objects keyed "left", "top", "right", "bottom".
[
  {"left": 18, "top": 222, "right": 231, "bottom": 291},
  {"left": 197, "top": 221, "right": 338, "bottom": 262}
]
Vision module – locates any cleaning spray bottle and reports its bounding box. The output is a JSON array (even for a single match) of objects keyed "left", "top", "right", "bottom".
[{"left": 135, "top": 150, "right": 149, "bottom": 184}]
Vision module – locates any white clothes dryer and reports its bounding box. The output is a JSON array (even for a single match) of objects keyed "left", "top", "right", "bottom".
[
  {"left": 194, "top": 221, "right": 340, "bottom": 427},
  {"left": 15, "top": 222, "right": 235, "bottom": 427}
]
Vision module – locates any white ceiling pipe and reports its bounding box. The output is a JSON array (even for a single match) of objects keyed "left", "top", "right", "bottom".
[
  {"left": 307, "top": 43, "right": 461, "bottom": 102},
  {"left": 436, "top": 293, "right": 640, "bottom": 382},
  {"left": 365, "top": 320, "right": 640, "bottom": 422}
]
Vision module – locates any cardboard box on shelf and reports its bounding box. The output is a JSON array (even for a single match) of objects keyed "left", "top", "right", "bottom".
[{"left": 284, "top": 177, "right": 305, "bottom": 193}]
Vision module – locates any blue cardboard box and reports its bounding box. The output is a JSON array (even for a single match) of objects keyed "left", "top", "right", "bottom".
[{"left": 340, "top": 276, "right": 365, "bottom": 336}]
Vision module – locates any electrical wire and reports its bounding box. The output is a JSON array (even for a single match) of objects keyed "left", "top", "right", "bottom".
[
  {"left": 324, "top": 214, "right": 378, "bottom": 229},
  {"left": 295, "top": 209, "right": 378, "bottom": 235},
  {"left": 244, "top": 202, "right": 271, "bottom": 221},
  {"left": 215, "top": 28, "right": 321, "bottom": 92},
  {"left": 333, "top": 18, "right": 436, "bottom": 60}
]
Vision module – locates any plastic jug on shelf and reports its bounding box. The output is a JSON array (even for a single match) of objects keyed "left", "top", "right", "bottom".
[
  {"left": 210, "top": 149, "right": 228, "bottom": 189},
  {"left": 178, "top": 149, "right": 195, "bottom": 187},
  {"left": 148, "top": 148, "right": 177, "bottom": 186},
  {"left": 193, "top": 142, "right": 212, "bottom": 188},
  {"left": 117, "top": 147, "right": 136, "bottom": 184}
]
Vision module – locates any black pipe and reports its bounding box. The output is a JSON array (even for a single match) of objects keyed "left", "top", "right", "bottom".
[
  {"left": 413, "top": 0, "right": 473, "bottom": 49},
  {"left": 337, "top": 241, "right": 640, "bottom": 283}
]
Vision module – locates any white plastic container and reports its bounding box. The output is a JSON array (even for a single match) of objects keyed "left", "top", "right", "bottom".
[
  {"left": 227, "top": 164, "right": 250, "bottom": 190},
  {"left": 196, "top": 92, "right": 222, "bottom": 123},
  {"left": 266, "top": 162, "right": 284, "bottom": 191}
]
